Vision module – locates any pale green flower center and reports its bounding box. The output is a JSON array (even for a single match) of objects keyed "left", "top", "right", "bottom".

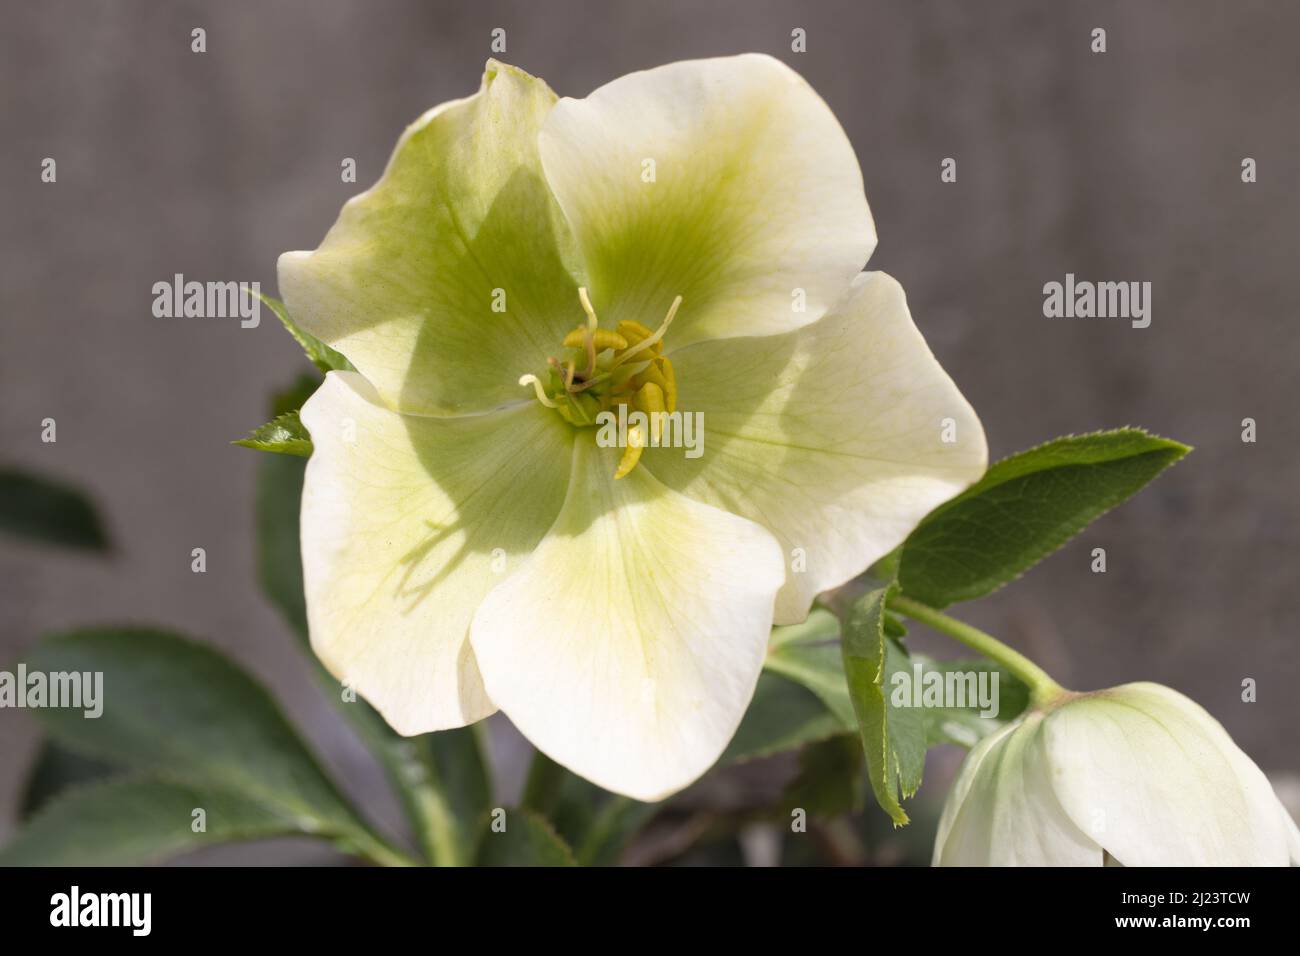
[{"left": 519, "top": 289, "right": 682, "bottom": 478}]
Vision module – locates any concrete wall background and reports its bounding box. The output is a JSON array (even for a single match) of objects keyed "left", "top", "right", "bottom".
[{"left": 2, "top": 0, "right": 1297, "bottom": 860}]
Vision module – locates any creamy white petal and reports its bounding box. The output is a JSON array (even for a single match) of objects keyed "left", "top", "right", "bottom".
[
  {"left": 1042, "top": 683, "right": 1293, "bottom": 866},
  {"left": 469, "top": 435, "right": 786, "bottom": 801},
  {"left": 650, "top": 272, "right": 987, "bottom": 623},
  {"left": 935, "top": 713, "right": 1100, "bottom": 866},
  {"left": 1282, "top": 798, "right": 1300, "bottom": 864},
  {"left": 299, "top": 371, "right": 572, "bottom": 734},
  {"left": 932, "top": 720, "right": 1014, "bottom": 865},
  {"left": 538, "top": 53, "right": 874, "bottom": 350}
]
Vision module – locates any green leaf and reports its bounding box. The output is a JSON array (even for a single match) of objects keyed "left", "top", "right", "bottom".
[
  {"left": 723, "top": 672, "right": 850, "bottom": 765},
  {"left": 260, "top": 293, "right": 354, "bottom": 373},
  {"left": 234, "top": 410, "right": 313, "bottom": 457},
  {"left": 20, "top": 742, "right": 117, "bottom": 819},
  {"left": 883, "top": 638, "right": 926, "bottom": 798},
  {"left": 477, "top": 809, "right": 577, "bottom": 866},
  {"left": 0, "top": 777, "right": 297, "bottom": 866},
  {"left": 0, "top": 468, "right": 109, "bottom": 550},
  {"left": 270, "top": 373, "right": 322, "bottom": 416},
  {"left": 842, "top": 589, "right": 1035, "bottom": 825},
  {"left": 882, "top": 611, "right": 908, "bottom": 639},
  {"left": 25, "top": 628, "right": 371, "bottom": 842},
  {"left": 841, "top": 584, "right": 912, "bottom": 825},
  {"left": 527, "top": 768, "right": 659, "bottom": 867},
  {"left": 255, "top": 453, "right": 310, "bottom": 637},
  {"left": 763, "top": 608, "right": 856, "bottom": 727},
  {"left": 235, "top": 372, "right": 322, "bottom": 457},
  {"left": 908, "top": 656, "right": 1031, "bottom": 747},
  {"left": 769, "top": 607, "right": 843, "bottom": 651},
  {"left": 781, "top": 735, "right": 865, "bottom": 818},
  {"left": 896, "top": 429, "right": 1190, "bottom": 607},
  {"left": 572, "top": 796, "right": 659, "bottom": 866},
  {"left": 726, "top": 609, "right": 862, "bottom": 768}
]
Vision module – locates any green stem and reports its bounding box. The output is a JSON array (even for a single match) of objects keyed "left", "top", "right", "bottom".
[
  {"left": 415, "top": 725, "right": 493, "bottom": 867},
  {"left": 521, "top": 750, "right": 568, "bottom": 818},
  {"left": 306, "top": 658, "right": 445, "bottom": 864},
  {"left": 887, "top": 593, "right": 1067, "bottom": 706},
  {"left": 337, "top": 826, "right": 422, "bottom": 867},
  {"left": 388, "top": 735, "right": 466, "bottom": 866},
  {"left": 576, "top": 796, "right": 659, "bottom": 866}
]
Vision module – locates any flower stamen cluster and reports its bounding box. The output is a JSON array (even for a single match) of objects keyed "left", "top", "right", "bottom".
[{"left": 519, "top": 288, "right": 682, "bottom": 478}]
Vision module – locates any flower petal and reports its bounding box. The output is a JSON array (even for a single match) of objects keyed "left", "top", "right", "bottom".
[
  {"left": 469, "top": 435, "right": 786, "bottom": 800},
  {"left": 1042, "top": 683, "right": 1293, "bottom": 866},
  {"left": 935, "top": 714, "right": 1100, "bottom": 866},
  {"left": 1283, "top": 798, "right": 1300, "bottom": 865},
  {"left": 648, "top": 272, "right": 986, "bottom": 624},
  {"left": 538, "top": 53, "right": 874, "bottom": 350},
  {"left": 299, "top": 371, "right": 572, "bottom": 734},
  {"left": 932, "top": 720, "right": 1011, "bottom": 865},
  {"left": 280, "top": 61, "right": 581, "bottom": 416}
]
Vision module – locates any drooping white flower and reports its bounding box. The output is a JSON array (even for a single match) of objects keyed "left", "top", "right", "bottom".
[
  {"left": 934, "top": 682, "right": 1300, "bottom": 866},
  {"left": 280, "top": 56, "right": 986, "bottom": 800}
]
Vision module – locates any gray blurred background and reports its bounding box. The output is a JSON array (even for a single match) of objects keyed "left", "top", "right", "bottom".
[{"left": 2, "top": 0, "right": 1297, "bottom": 861}]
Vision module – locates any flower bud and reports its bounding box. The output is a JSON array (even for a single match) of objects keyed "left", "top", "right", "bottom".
[{"left": 934, "top": 682, "right": 1300, "bottom": 866}]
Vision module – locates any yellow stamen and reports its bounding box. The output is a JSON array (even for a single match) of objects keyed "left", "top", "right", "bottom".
[
  {"left": 635, "top": 382, "right": 665, "bottom": 443},
  {"left": 563, "top": 328, "right": 628, "bottom": 351},
  {"left": 616, "top": 320, "right": 663, "bottom": 356},
  {"left": 607, "top": 359, "right": 652, "bottom": 393},
  {"left": 657, "top": 357, "right": 677, "bottom": 413},
  {"left": 611, "top": 295, "right": 681, "bottom": 368},
  {"left": 617, "top": 319, "right": 653, "bottom": 341},
  {"left": 614, "top": 424, "right": 646, "bottom": 480},
  {"left": 632, "top": 360, "right": 668, "bottom": 394},
  {"left": 522, "top": 291, "right": 684, "bottom": 451}
]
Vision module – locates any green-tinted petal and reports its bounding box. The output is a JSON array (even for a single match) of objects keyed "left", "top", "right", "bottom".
[
  {"left": 299, "top": 372, "right": 572, "bottom": 733},
  {"left": 935, "top": 714, "right": 1099, "bottom": 866},
  {"left": 281, "top": 61, "right": 581, "bottom": 416},
  {"left": 470, "top": 435, "right": 785, "bottom": 801},
  {"left": 937, "top": 684, "right": 1297, "bottom": 866},
  {"left": 538, "top": 54, "right": 874, "bottom": 350},
  {"left": 648, "top": 272, "right": 986, "bottom": 624}
]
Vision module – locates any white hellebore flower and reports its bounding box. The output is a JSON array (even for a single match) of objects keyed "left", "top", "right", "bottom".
[
  {"left": 280, "top": 56, "right": 986, "bottom": 800},
  {"left": 934, "top": 682, "right": 1300, "bottom": 866}
]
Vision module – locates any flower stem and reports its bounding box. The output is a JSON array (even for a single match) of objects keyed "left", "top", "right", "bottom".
[
  {"left": 521, "top": 750, "right": 568, "bottom": 818},
  {"left": 887, "top": 593, "right": 1067, "bottom": 706},
  {"left": 338, "top": 827, "right": 422, "bottom": 867},
  {"left": 305, "top": 656, "right": 443, "bottom": 864},
  {"left": 393, "top": 737, "right": 468, "bottom": 866}
]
